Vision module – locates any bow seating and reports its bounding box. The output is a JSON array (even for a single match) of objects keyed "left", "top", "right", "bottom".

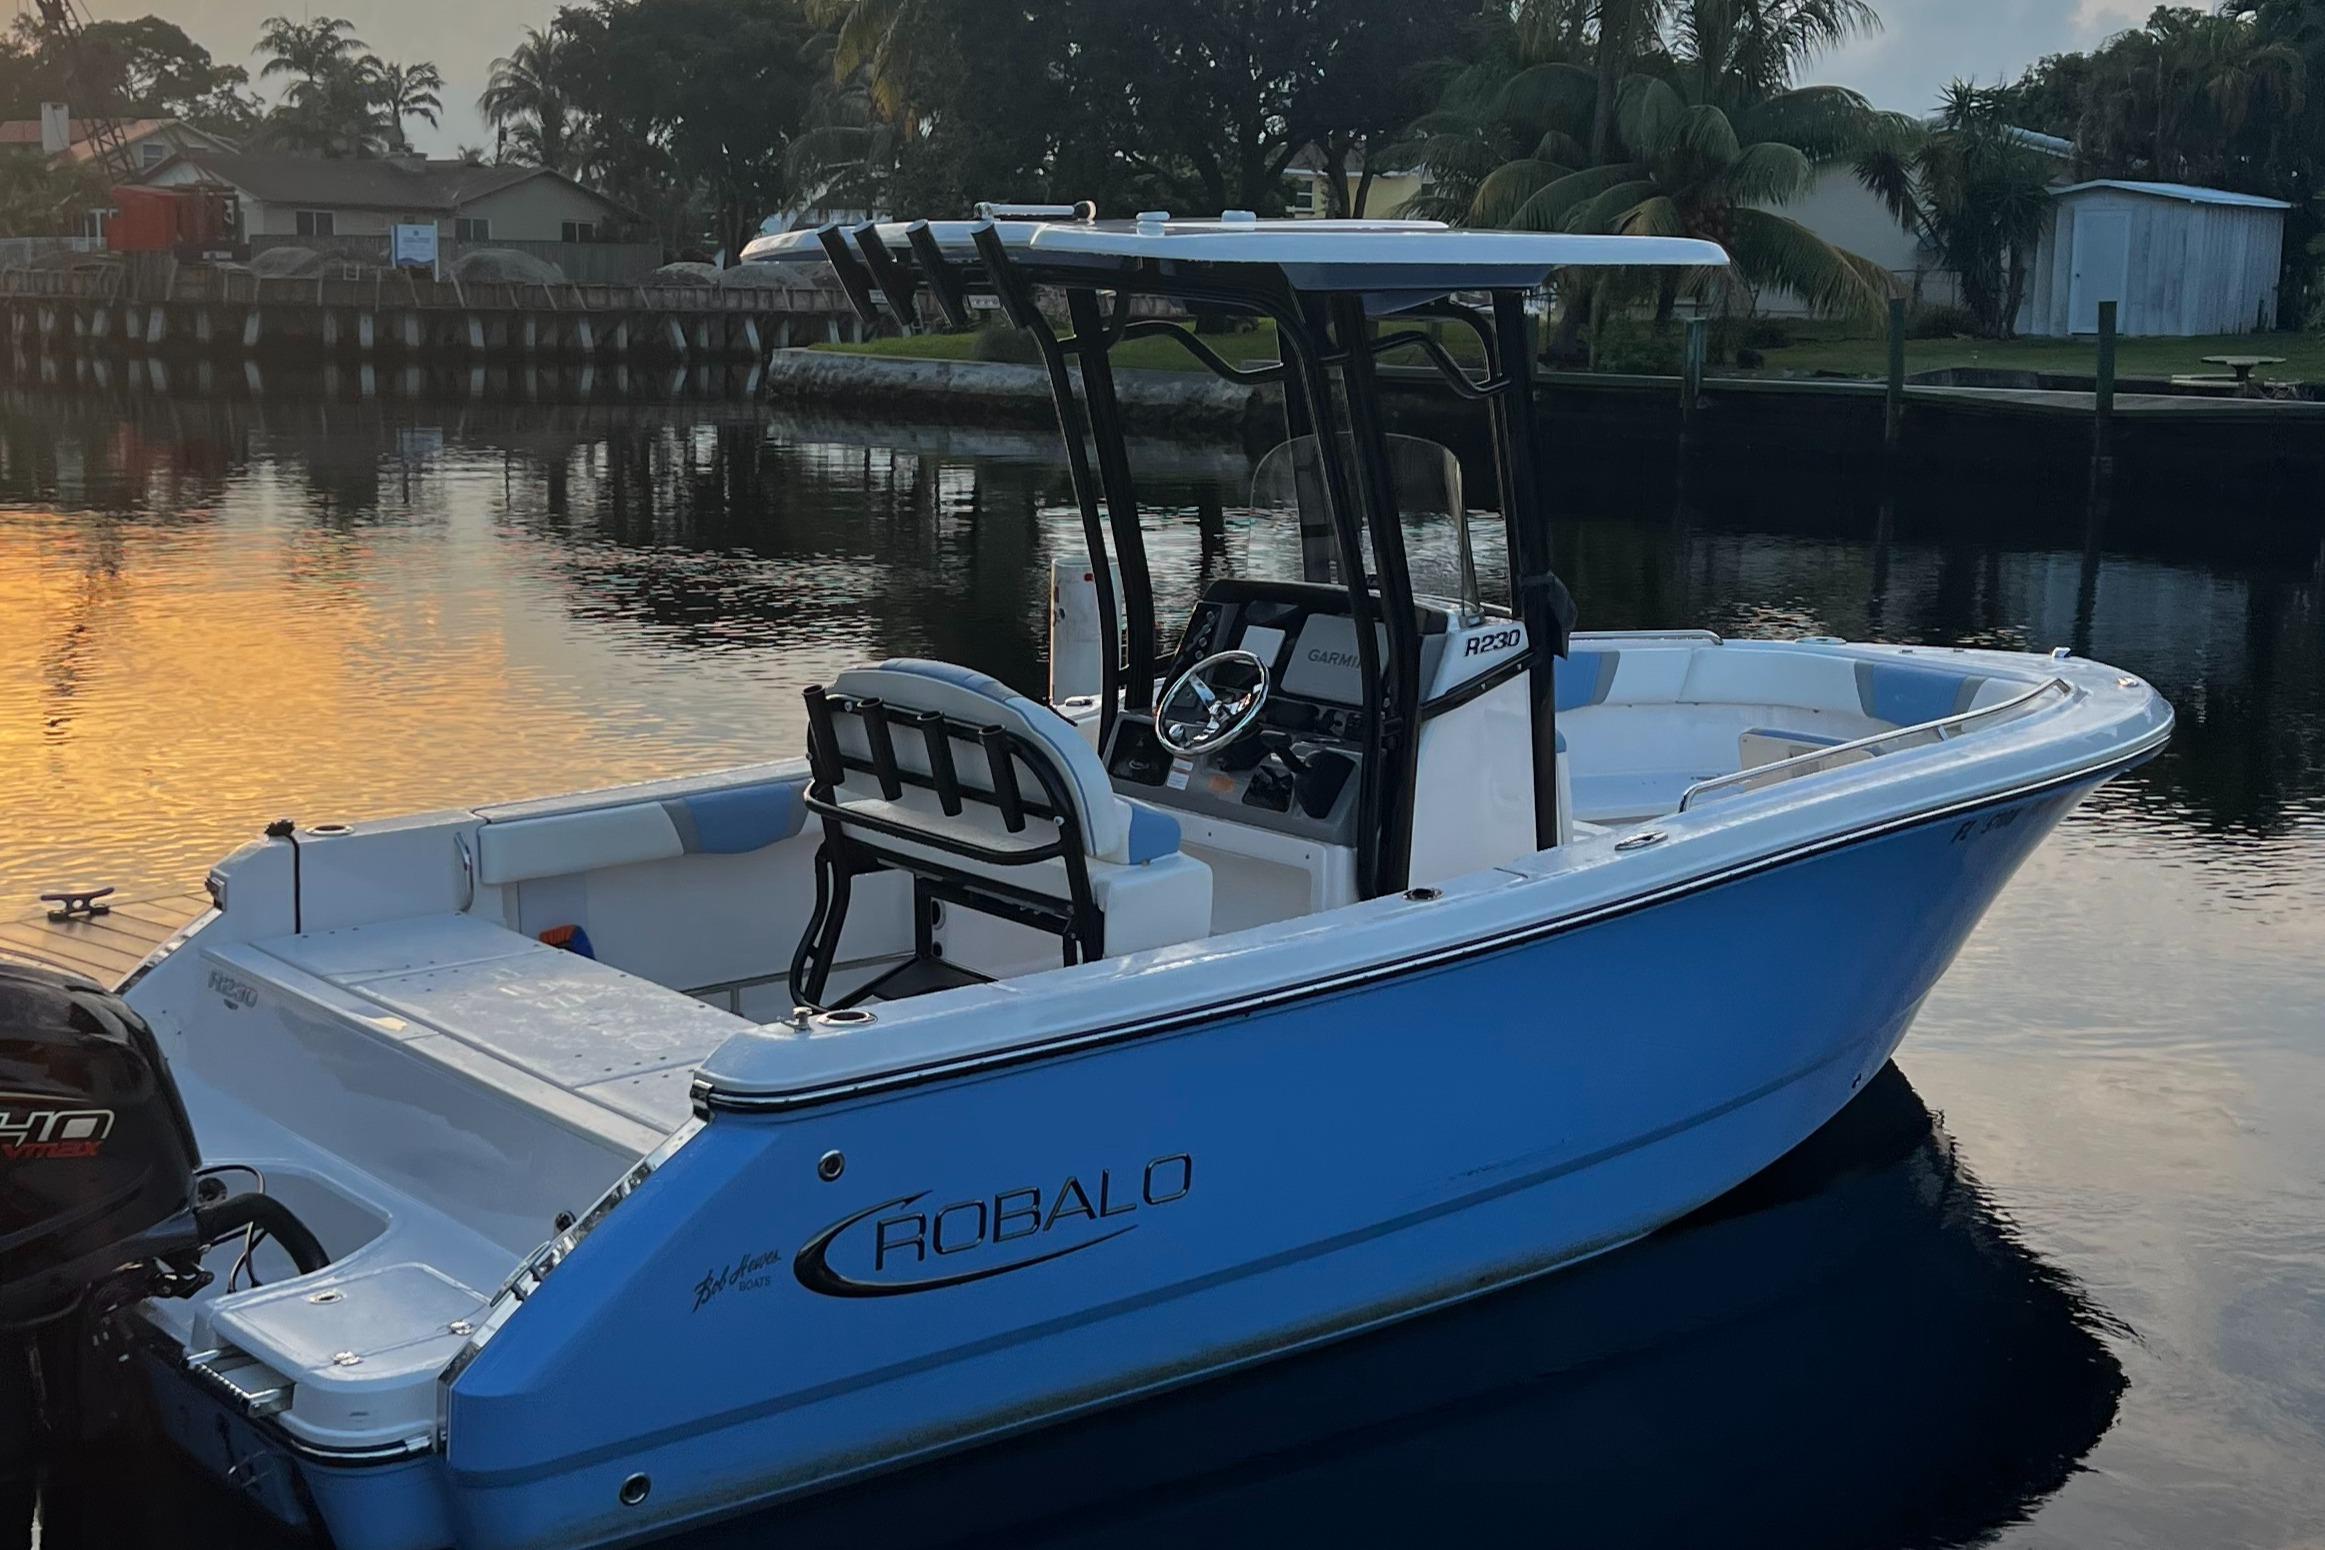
[{"left": 792, "top": 659, "right": 1211, "bottom": 1005}]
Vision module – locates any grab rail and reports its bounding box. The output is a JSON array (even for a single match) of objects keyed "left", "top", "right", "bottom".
[{"left": 1676, "top": 675, "right": 2074, "bottom": 813}]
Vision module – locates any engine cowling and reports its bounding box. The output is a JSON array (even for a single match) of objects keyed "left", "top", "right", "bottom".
[{"left": 0, "top": 959, "right": 203, "bottom": 1327}]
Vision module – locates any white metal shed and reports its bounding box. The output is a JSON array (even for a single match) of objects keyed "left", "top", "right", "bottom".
[{"left": 2020, "top": 180, "right": 2290, "bottom": 337}]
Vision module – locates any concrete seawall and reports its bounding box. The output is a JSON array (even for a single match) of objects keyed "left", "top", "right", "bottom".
[{"left": 760, "top": 348, "right": 1279, "bottom": 440}]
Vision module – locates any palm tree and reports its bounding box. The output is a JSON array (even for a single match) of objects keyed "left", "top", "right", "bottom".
[
  {"left": 1855, "top": 82, "right": 2055, "bottom": 337},
  {"left": 254, "top": 14, "right": 367, "bottom": 87},
  {"left": 375, "top": 60, "right": 445, "bottom": 151},
  {"left": 1409, "top": 0, "right": 1899, "bottom": 332},
  {"left": 255, "top": 15, "right": 384, "bottom": 158},
  {"left": 1474, "top": 75, "right": 1898, "bottom": 320},
  {"left": 479, "top": 24, "right": 582, "bottom": 172},
  {"left": 2069, "top": 8, "right": 2302, "bottom": 184},
  {"left": 803, "top": 0, "right": 928, "bottom": 120},
  {"left": 786, "top": 68, "right": 902, "bottom": 215}
]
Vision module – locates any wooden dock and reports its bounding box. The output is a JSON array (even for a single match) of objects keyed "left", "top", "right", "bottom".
[
  {"left": 0, "top": 890, "right": 210, "bottom": 990},
  {"left": 0, "top": 264, "right": 872, "bottom": 365}
]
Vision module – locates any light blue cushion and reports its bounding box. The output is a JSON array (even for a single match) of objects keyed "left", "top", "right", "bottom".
[
  {"left": 663, "top": 777, "right": 808, "bottom": 855},
  {"left": 1554, "top": 650, "right": 1620, "bottom": 713},
  {"left": 876, "top": 657, "right": 1015, "bottom": 703},
  {"left": 1124, "top": 801, "right": 1181, "bottom": 864},
  {"left": 1853, "top": 662, "right": 1987, "bottom": 728}
]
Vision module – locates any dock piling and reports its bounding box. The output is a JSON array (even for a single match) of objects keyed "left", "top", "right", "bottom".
[
  {"left": 1883, "top": 298, "right": 1906, "bottom": 451},
  {"left": 1680, "top": 316, "right": 1707, "bottom": 441},
  {"left": 2089, "top": 299, "right": 2118, "bottom": 507}
]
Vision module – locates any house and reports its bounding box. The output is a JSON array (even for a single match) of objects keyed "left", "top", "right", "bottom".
[
  {"left": 2017, "top": 181, "right": 2289, "bottom": 337},
  {"left": 1283, "top": 147, "right": 1430, "bottom": 219},
  {"left": 139, "top": 150, "right": 636, "bottom": 246},
  {"left": 0, "top": 106, "right": 237, "bottom": 175}
]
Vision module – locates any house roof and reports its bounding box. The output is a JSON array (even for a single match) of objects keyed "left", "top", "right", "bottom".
[
  {"left": 0, "top": 117, "right": 234, "bottom": 162},
  {"left": 137, "top": 149, "right": 638, "bottom": 221},
  {"left": 2053, "top": 178, "right": 2291, "bottom": 211}
]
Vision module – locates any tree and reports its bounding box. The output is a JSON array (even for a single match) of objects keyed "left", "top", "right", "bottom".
[
  {"left": 375, "top": 60, "right": 445, "bottom": 151},
  {"left": 801, "top": 0, "right": 927, "bottom": 120},
  {"left": 1858, "top": 82, "right": 2053, "bottom": 336},
  {"left": 2226, "top": 0, "right": 2323, "bottom": 319},
  {"left": 480, "top": 24, "right": 585, "bottom": 172},
  {"left": 255, "top": 15, "right": 387, "bottom": 157},
  {"left": 2003, "top": 5, "right": 2313, "bottom": 322},
  {"left": 557, "top": 0, "right": 822, "bottom": 259},
  {"left": 1409, "top": 0, "right": 1898, "bottom": 340},
  {"left": 1293, "top": 2, "right": 1446, "bottom": 216},
  {"left": 0, "top": 15, "right": 259, "bottom": 137},
  {"left": 0, "top": 153, "right": 107, "bottom": 237}
]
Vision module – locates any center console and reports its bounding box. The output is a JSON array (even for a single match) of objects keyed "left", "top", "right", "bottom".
[{"left": 1106, "top": 580, "right": 1449, "bottom": 847}]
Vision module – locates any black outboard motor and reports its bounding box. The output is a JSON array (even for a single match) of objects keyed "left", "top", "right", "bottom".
[{"left": 1, "top": 959, "right": 327, "bottom": 1546}]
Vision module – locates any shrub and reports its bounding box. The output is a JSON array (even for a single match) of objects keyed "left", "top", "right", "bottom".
[
  {"left": 1590, "top": 317, "right": 1685, "bottom": 374},
  {"left": 1907, "top": 303, "right": 1980, "bottom": 339},
  {"left": 966, "top": 321, "right": 1044, "bottom": 364}
]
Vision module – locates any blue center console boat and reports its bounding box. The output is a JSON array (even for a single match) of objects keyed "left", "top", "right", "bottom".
[{"left": 1, "top": 209, "right": 2170, "bottom": 1550}]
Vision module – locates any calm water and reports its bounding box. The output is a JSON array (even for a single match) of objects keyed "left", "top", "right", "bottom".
[{"left": 4, "top": 367, "right": 2322, "bottom": 1548}]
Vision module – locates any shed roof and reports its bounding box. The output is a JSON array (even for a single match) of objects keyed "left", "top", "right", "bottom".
[{"left": 2054, "top": 179, "right": 2291, "bottom": 211}]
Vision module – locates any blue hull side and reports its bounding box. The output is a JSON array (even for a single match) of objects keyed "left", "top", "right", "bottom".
[{"left": 429, "top": 780, "right": 2090, "bottom": 1550}]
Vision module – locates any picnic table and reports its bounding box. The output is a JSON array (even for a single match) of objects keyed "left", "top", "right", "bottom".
[{"left": 2200, "top": 354, "right": 2287, "bottom": 390}]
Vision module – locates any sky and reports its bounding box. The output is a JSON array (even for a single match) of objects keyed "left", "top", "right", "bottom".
[
  {"left": 1809, "top": 0, "right": 2156, "bottom": 114},
  {"left": 87, "top": 0, "right": 2161, "bottom": 162}
]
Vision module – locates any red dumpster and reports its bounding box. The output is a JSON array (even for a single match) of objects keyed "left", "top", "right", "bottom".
[{"left": 105, "top": 185, "right": 237, "bottom": 257}]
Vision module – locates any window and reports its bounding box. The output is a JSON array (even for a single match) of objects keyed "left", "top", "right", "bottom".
[
  {"left": 560, "top": 220, "right": 599, "bottom": 244},
  {"left": 454, "top": 217, "right": 489, "bottom": 242},
  {"left": 138, "top": 141, "right": 166, "bottom": 169},
  {"left": 295, "top": 209, "right": 336, "bottom": 238}
]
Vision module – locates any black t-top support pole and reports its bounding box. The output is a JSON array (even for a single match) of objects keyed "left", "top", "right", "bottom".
[
  {"left": 1490, "top": 290, "right": 1566, "bottom": 850},
  {"left": 970, "top": 222, "right": 1123, "bottom": 746},
  {"left": 1064, "top": 287, "right": 1159, "bottom": 714},
  {"left": 1330, "top": 293, "right": 1424, "bottom": 895}
]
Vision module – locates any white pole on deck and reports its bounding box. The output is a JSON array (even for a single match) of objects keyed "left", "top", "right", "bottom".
[{"left": 1049, "top": 557, "right": 1123, "bottom": 726}]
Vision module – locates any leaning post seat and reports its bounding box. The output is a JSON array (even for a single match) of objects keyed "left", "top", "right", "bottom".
[{"left": 792, "top": 659, "right": 1210, "bottom": 1006}]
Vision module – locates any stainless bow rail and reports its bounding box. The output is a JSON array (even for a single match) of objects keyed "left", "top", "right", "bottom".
[{"left": 1676, "top": 675, "right": 2075, "bottom": 813}]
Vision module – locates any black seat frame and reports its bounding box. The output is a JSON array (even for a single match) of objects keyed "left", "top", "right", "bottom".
[{"left": 790, "top": 683, "right": 1104, "bottom": 1008}]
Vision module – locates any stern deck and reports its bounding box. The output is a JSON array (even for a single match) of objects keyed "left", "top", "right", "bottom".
[{"left": 0, "top": 888, "right": 207, "bottom": 988}]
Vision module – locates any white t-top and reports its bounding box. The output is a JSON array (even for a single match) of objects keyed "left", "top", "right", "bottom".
[{"left": 739, "top": 212, "right": 1727, "bottom": 295}]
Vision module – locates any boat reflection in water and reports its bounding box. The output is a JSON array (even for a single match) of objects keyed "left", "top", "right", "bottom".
[{"left": 679, "top": 1063, "right": 2123, "bottom": 1549}]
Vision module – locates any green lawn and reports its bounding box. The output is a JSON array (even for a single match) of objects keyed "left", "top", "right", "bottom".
[
  {"left": 812, "top": 316, "right": 1487, "bottom": 373},
  {"left": 814, "top": 321, "right": 1289, "bottom": 373},
  {"left": 1748, "top": 319, "right": 2325, "bottom": 384}
]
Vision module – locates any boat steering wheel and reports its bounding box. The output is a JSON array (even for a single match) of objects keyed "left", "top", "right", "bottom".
[{"left": 1156, "top": 650, "right": 1271, "bottom": 756}]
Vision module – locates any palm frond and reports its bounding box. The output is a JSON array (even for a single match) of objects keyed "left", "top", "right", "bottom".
[
  {"left": 1725, "top": 205, "right": 1896, "bottom": 320},
  {"left": 1558, "top": 177, "right": 1665, "bottom": 233},
  {"left": 1501, "top": 163, "right": 1650, "bottom": 232},
  {"left": 1721, "top": 138, "right": 1812, "bottom": 202},
  {"left": 1469, "top": 157, "right": 1569, "bottom": 226},
  {"left": 1615, "top": 74, "right": 1687, "bottom": 157},
  {"left": 1490, "top": 62, "right": 1599, "bottom": 129},
  {"left": 1672, "top": 102, "right": 1742, "bottom": 164}
]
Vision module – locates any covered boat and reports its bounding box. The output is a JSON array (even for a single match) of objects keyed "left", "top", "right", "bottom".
[{"left": 0, "top": 209, "right": 2169, "bottom": 1550}]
